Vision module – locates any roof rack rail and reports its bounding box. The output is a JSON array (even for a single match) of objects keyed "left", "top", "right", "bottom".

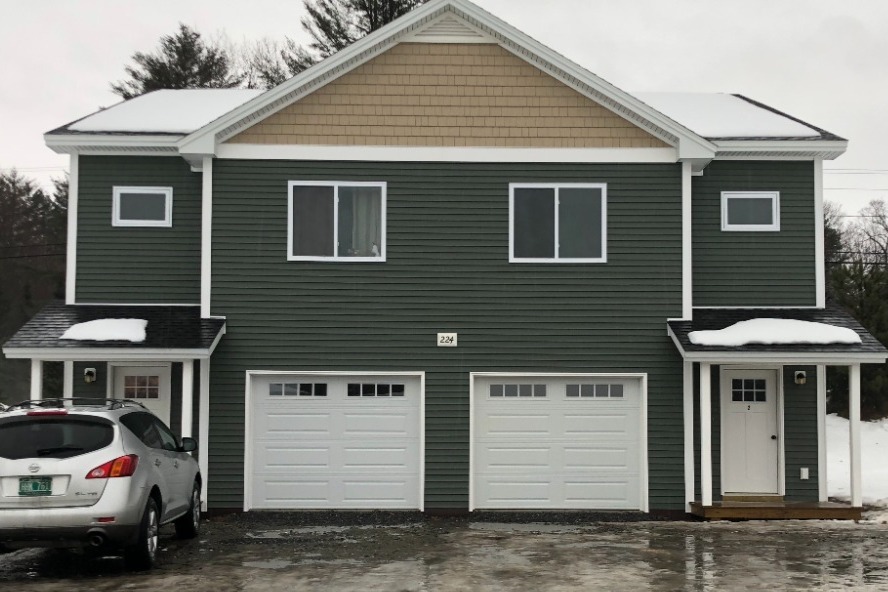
[{"left": 2, "top": 398, "right": 148, "bottom": 412}]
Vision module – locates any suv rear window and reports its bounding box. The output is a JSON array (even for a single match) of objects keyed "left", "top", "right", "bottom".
[{"left": 0, "top": 417, "right": 114, "bottom": 459}]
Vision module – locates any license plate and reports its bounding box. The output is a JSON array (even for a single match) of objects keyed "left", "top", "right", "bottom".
[{"left": 19, "top": 477, "right": 52, "bottom": 497}]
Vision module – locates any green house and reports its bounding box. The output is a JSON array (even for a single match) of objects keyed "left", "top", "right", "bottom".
[{"left": 5, "top": 0, "right": 886, "bottom": 520}]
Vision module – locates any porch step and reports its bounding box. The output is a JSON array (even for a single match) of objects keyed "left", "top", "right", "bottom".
[
  {"left": 722, "top": 494, "right": 784, "bottom": 503},
  {"left": 690, "top": 501, "right": 861, "bottom": 521}
]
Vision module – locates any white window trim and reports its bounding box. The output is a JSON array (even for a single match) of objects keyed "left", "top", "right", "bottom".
[
  {"left": 509, "top": 182, "right": 607, "bottom": 263},
  {"left": 721, "top": 191, "right": 780, "bottom": 232},
  {"left": 112, "top": 186, "right": 173, "bottom": 227},
  {"left": 287, "top": 180, "right": 387, "bottom": 262}
]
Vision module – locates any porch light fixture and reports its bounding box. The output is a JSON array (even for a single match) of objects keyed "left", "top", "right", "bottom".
[
  {"left": 84, "top": 367, "right": 97, "bottom": 384},
  {"left": 794, "top": 371, "right": 807, "bottom": 385}
]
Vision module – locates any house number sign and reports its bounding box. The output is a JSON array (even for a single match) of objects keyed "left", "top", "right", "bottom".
[{"left": 437, "top": 333, "right": 458, "bottom": 347}]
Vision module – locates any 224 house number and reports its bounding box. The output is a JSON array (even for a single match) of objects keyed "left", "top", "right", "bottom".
[{"left": 437, "top": 333, "right": 458, "bottom": 347}]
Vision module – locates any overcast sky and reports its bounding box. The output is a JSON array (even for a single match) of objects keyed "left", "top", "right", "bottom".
[{"left": 2, "top": 0, "right": 886, "bottom": 215}]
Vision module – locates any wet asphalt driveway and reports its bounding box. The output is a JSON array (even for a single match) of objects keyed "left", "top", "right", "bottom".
[{"left": 2, "top": 513, "right": 888, "bottom": 591}]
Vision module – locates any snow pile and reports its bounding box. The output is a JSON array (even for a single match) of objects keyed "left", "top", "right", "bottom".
[
  {"left": 60, "top": 319, "right": 148, "bottom": 342},
  {"left": 635, "top": 92, "right": 823, "bottom": 139},
  {"left": 69, "top": 89, "right": 263, "bottom": 134},
  {"left": 827, "top": 414, "right": 888, "bottom": 518},
  {"left": 688, "top": 318, "right": 861, "bottom": 347}
]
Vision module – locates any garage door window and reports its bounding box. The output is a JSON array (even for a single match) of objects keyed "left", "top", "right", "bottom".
[
  {"left": 347, "top": 383, "right": 405, "bottom": 397},
  {"left": 566, "top": 383, "right": 624, "bottom": 398},
  {"left": 489, "top": 384, "right": 547, "bottom": 398},
  {"left": 269, "top": 382, "right": 328, "bottom": 397}
]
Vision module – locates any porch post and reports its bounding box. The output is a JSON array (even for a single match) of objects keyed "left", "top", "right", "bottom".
[
  {"left": 700, "top": 363, "right": 713, "bottom": 506},
  {"left": 30, "top": 359, "right": 43, "bottom": 401},
  {"left": 816, "top": 365, "right": 828, "bottom": 502},
  {"left": 683, "top": 361, "right": 695, "bottom": 510},
  {"left": 181, "top": 360, "right": 194, "bottom": 438},
  {"left": 849, "top": 363, "right": 862, "bottom": 507},
  {"left": 63, "top": 361, "right": 74, "bottom": 398},
  {"left": 198, "top": 359, "right": 211, "bottom": 511}
]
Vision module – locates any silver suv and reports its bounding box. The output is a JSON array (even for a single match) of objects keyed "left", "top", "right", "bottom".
[{"left": 0, "top": 399, "right": 201, "bottom": 570}]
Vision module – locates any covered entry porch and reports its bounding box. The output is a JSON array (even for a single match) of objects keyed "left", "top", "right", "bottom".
[
  {"left": 1, "top": 302, "right": 225, "bottom": 510},
  {"left": 669, "top": 307, "right": 888, "bottom": 520}
]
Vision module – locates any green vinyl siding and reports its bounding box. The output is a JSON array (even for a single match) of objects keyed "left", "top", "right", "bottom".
[
  {"left": 209, "top": 160, "right": 685, "bottom": 511},
  {"left": 76, "top": 156, "right": 201, "bottom": 303},
  {"left": 693, "top": 161, "right": 816, "bottom": 306}
]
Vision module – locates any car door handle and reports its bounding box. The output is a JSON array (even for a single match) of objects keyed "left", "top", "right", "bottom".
[{"left": 154, "top": 458, "right": 162, "bottom": 466}]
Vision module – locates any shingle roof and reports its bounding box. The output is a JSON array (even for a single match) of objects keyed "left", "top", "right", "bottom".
[
  {"left": 2, "top": 302, "right": 224, "bottom": 351},
  {"left": 668, "top": 305, "right": 887, "bottom": 356}
]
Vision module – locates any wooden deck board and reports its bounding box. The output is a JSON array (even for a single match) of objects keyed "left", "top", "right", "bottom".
[{"left": 690, "top": 501, "right": 861, "bottom": 520}]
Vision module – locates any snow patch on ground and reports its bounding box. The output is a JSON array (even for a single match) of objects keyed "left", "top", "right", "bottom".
[
  {"left": 60, "top": 319, "right": 148, "bottom": 342},
  {"left": 635, "top": 92, "right": 823, "bottom": 138},
  {"left": 69, "top": 89, "right": 263, "bottom": 134},
  {"left": 827, "top": 414, "right": 888, "bottom": 518},
  {"left": 688, "top": 318, "right": 861, "bottom": 346}
]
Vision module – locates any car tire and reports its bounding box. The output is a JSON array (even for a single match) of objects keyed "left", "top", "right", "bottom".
[
  {"left": 124, "top": 496, "right": 160, "bottom": 571},
  {"left": 174, "top": 481, "right": 201, "bottom": 539}
]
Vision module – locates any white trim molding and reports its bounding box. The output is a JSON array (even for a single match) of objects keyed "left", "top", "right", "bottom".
[
  {"left": 112, "top": 186, "right": 173, "bottom": 227},
  {"left": 849, "top": 363, "right": 862, "bottom": 507},
  {"left": 816, "top": 364, "right": 827, "bottom": 502},
  {"left": 699, "top": 363, "right": 712, "bottom": 506},
  {"left": 66, "top": 154, "right": 79, "bottom": 305},
  {"left": 200, "top": 157, "right": 213, "bottom": 317},
  {"left": 814, "top": 158, "right": 826, "bottom": 308},
  {"left": 199, "top": 359, "right": 211, "bottom": 511},
  {"left": 682, "top": 161, "right": 693, "bottom": 319},
  {"left": 683, "top": 361, "right": 695, "bottom": 511}
]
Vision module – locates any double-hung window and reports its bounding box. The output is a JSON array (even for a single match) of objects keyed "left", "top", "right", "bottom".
[
  {"left": 112, "top": 186, "right": 173, "bottom": 227},
  {"left": 721, "top": 191, "right": 780, "bottom": 231},
  {"left": 509, "top": 183, "right": 607, "bottom": 263},
  {"left": 288, "top": 181, "right": 386, "bottom": 261}
]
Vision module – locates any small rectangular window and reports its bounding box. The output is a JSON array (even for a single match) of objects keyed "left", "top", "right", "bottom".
[
  {"left": 721, "top": 191, "right": 780, "bottom": 231},
  {"left": 510, "top": 183, "right": 606, "bottom": 263},
  {"left": 289, "top": 181, "right": 385, "bottom": 261},
  {"left": 112, "top": 186, "right": 173, "bottom": 227}
]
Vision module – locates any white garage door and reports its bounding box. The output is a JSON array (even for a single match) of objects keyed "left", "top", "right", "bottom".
[
  {"left": 249, "top": 374, "right": 422, "bottom": 510},
  {"left": 472, "top": 375, "right": 644, "bottom": 510}
]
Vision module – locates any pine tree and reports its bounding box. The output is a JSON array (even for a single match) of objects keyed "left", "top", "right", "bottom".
[
  {"left": 111, "top": 24, "right": 245, "bottom": 99},
  {"left": 250, "top": 0, "right": 428, "bottom": 88}
]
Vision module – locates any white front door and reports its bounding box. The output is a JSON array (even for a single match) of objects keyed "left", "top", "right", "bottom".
[
  {"left": 721, "top": 369, "right": 780, "bottom": 494},
  {"left": 112, "top": 365, "right": 172, "bottom": 425}
]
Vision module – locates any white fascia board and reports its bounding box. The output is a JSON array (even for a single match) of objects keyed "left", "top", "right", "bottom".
[
  {"left": 1, "top": 347, "right": 212, "bottom": 361},
  {"left": 216, "top": 144, "right": 678, "bottom": 163},
  {"left": 45, "top": 133, "right": 182, "bottom": 154},
  {"left": 713, "top": 139, "right": 848, "bottom": 160},
  {"left": 180, "top": 0, "right": 714, "bottom": 160}
]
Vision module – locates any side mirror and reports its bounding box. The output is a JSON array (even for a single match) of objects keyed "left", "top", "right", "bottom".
[{"left": 180, "top": 437, "right": 197, "bottom": 453}]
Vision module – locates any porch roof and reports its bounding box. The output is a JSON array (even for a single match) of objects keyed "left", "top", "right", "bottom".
[
  {"left": 1, "top": 301, "right": 225, "bottom": 361},
  {"left": 668, "top": 305, "right": 888, "bottom": 364}
]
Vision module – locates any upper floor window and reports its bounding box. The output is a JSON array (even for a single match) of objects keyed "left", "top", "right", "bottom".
[
  {"left": 509, "top": 183, "right": 607, "bottom": 263},
  {"left": 721, "top": 191, "right": 780, "bottom": 232},
  {"left": 112, "top": 186, "right": 173, "bottom": 227},
  {"left": 288, "top": 181, "right": 386, "bottom": 261}
]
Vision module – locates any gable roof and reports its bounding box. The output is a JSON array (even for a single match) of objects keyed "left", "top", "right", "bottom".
[{"left": 44, "top": 0, "right": 847, "bottom": 162}]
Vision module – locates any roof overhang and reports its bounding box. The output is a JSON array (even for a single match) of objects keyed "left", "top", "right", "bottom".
[
  {"left": 712, "top": 139, "right": 848, "bottom": 161},
  {"left": 1, "top": 345, "right": 221, "bottom": 362},
  {"left": 44, "top": 133, "right": 181, "bottom": 155}
]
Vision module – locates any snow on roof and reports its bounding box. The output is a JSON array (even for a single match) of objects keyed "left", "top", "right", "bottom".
[
  {"left": 688, "top": 318, "right": 862, "bottom": 347},
  {"left": 635, "top": 93, "right": 822, "bottom": 139},
  {"left": 68, "top": 89, "right": 264, "bottom": 134},
  {"left": 60, "top": 319, "right": 148, "bottom": 342}
]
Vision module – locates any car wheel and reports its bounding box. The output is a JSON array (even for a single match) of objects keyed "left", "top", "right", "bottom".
[
  {"left": 124, "top": 496, "right": 160, "bottom": 570},
  {"left": 174, "top": 481, "right": 201, "bottom": 539}
]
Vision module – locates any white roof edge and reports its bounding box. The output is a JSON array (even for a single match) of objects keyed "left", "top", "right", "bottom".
[
  {"left": 177, "top": 0, "right": 717, "bottom": 159},
  {"left": 1, "top": 346, "right": 212, "bottom": 361},
  {"left": 45, "top": 133, "right": 182, "bottom": 154}
]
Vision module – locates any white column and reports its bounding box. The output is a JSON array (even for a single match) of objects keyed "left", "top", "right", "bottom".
[
  {"left": 700, "top": 363, "right": 713, "bottom": 506},
  {"left": 63, "top": 361, "right": 74, "bottom": 398},
  {"left": 198, "top": 359, "right": 211, "bottom": 511},
  {"left": 849, "top": 363, "right": 862, "bottom": 507},
  {"left": 30, "top": 359, "right": 44, "bottom": 401},
  {"left": 683, "top": 361, "right": 696, "bottom": 511},
  {"left": 816, "top": 365, "right": 828, "bottom": 502},
  {"left": 681, "top": 161, "right": 693, "bottom": 319},
  {"left": 65, "top": 153, "right": 79, "bottom": 305},
  {"left": 181, "top": 360, "right": 194, "bottom": 438}
]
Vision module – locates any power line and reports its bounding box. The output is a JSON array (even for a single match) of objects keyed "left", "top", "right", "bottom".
[
  {"left": 0, "top": 253, "right": 65, "bottom": 260},
  {"left": 0, "top": 242, "right": 66, "bottom": 250}
]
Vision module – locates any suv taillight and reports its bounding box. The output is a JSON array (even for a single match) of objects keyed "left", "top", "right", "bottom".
[{"left": 86, "top": 455, "right": 139, "bottom": 479}]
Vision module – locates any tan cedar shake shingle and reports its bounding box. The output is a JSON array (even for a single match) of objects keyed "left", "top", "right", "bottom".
[{"left": 228, "top": 43, "right": 668, "bottom": 149}]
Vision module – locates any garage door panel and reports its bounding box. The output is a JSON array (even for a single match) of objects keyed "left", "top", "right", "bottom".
[
  {"left": 250, "top": 374, "right": 421, "bottom": 510},
  {"left": 473, "top": 375, "right": 643, "bottom": 510}
]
